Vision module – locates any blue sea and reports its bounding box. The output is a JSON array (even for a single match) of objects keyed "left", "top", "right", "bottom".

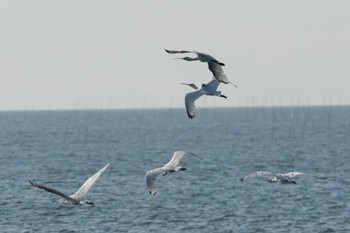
[{"left": 0, "top": 106, "right": 349, "bottom": 233}]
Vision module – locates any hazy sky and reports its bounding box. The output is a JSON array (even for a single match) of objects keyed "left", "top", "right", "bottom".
[{"left": 1, "top": 1, "right": 350, "bottom": 110}]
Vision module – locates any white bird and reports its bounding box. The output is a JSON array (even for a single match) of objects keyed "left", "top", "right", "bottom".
[
  {"left": 185, "top": 77, "right": 227, "bottom": 119},
  {"left": 145, "top": 151, "right": 199, "bottom": 195},
  {"left": 165, "top": 49, "right": 237, "bottom": 86},
  {"left": 29, "top": 163, "right": 110, "bottom": 205},
  {"left": 240, "top": 171, "right": 307, "bottom": 184},
  {"left": 181, "top": 83, "right": 199, "bottom": 90}
]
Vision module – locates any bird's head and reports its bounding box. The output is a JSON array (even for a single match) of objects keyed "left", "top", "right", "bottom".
[{"left": 80, "top": 200, "right": 95, "bottom": 205}]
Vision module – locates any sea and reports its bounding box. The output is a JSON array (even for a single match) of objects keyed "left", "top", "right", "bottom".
[{"left": 0, "top": 106, "right": 349, "bottom": 233}]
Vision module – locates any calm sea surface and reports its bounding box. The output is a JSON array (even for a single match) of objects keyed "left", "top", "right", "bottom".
[{"left": 0, "top": 107, "right": 349, "bottom": 233}]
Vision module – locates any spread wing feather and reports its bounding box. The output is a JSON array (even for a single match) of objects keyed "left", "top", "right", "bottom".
[
  {"left": 71, "top": 163, "right": 110, "bottom": 199},
  {"left": 29, "top": 180, "right": 79, "bottom": 204},
  {"left": 240, "top": 171, "right": 274, "bottom": 182},
  {"left": 185, "top": 90, "right": 205, "bottom": 119},
  {"left": 277, "top": 172, "right": 306, "bottom": 178},
  {"left": 165, "top": 49, "right": 191, "bottom": 54},
  {"left": 163, "top": 151, "right": 187, "bottom": 169},
  {"left": 208, "top": 62, "right": 229, "bottom": 84},
  {"left": 145, "top": 168, "right": 165, "bottom": 196}
]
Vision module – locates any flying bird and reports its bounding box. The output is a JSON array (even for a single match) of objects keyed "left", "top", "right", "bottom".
[
  {"left": 29, "top": 163, "right": 110, "bottom": 205},
  {"left": 145, "top": 151, "right": 199, "bottom": 195},
  {"left": 165, "top": 49, "right": 237, "bottom": 86},
  {"left": 240, "top": 171, "right": 307, "bottom": 184},
  {"left": 185, "top": 77, "right": 227, "bottom": 119}
]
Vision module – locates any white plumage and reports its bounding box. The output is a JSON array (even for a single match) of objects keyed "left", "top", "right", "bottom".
[
  {"left": 145, "top": 151, "right": 198, "bottom": 195},
  {"left": 181, "top": 83, "right": 199, "bottom": 90},
  {"left": 29, "top": 163, "right": 110, "bottom": 205},
  {"left": 185, "top": 77, "right": 227, "bottom": 119},
  {"left": 240, "top": 171, "right": 307, "bottom": 184}
]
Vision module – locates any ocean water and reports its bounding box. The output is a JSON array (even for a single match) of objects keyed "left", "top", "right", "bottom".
[{"left": 0, "top": 106, "right": 349, "bottom": 233}]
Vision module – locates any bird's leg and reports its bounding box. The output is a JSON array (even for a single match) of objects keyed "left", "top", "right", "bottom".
[
  {"left": 220, "top": 94, "right": 227, "bottom": 99},
  {"left": 161, "top": 172, "right": 168, "bottom": 176}
]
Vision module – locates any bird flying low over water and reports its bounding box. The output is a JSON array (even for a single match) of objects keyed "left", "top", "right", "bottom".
[
  {"left": 29, "top": 163, "right": 110, "bottom": 205},
  {"left": 145, "top": 151, "right": 200, "bottom": 195},
  {"left": 240, "top": 171, "right": 307, "bottom": 184},
  {"left": 185, "top": 77, "right": 227, "bottom": 119},
  {"left": 165, "top": 49, "right": 237, "bottom": 86}
]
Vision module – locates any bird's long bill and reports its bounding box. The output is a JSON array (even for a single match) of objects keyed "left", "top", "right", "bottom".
[
  {"left": 229, "top": 81, "right": 238, "bottom": 88},
  {"left": 187, "top": 152, "right": 202, "bottom": 160}
]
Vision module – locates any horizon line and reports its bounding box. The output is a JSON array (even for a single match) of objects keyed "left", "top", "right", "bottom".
[{"left": 0, "top": 103, "right": 349, "bottom": 113}]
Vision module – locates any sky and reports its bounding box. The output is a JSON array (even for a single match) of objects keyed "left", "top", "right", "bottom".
[{"left": 1, "top": 0, "right": 350, "bottom": 110}]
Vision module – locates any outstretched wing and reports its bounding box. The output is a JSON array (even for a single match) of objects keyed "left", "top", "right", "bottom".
[
  {"left": 208, "top": 61, "right": 230, "bottom": 84},
  {"left": 185, "top": 90, "right": 205, "bottom": 119},
  {"left": 165, "top": 49, "right": 191, "bottom": 54},
  {"left": 240, "top": 171, "right": 274, "bottom": 182},
  {"left": 29, "top": 180, "right": 79, "bottom": 204},
  {"left": 71, "top": 163, "right": 110, "bottom": 199},
  {"left": 205, "top": 78, "right": 221, "bottom": 92},
  {"left": 181, "top": 83, "right": 199, "bottom": 90},
  {"left": 162, "top": 151, "right": 187, "bottom": 169},
  {"left": 278, "top": 172, "right": 306, "bottom": 178},
  {"left": 195, "top": 52, "right": 222, "bottom": 64},
  {"left": 145, "top": 168, "right": 165, "bottom": 195}
]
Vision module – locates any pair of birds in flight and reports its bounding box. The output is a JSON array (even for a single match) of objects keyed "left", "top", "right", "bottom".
[
  {"left": 165, "top": 49, "right": 237, "bottom": 119},
  {"left": 29, "top": 151, "right": 309, "bottom": 205},
  {"left": 29, "top": 151, "right": 197, "bottom": 204}
]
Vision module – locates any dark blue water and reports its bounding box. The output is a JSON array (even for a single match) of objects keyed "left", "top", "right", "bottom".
[{"left": 0, "top": 107, "right": 349, "bottom": 232}]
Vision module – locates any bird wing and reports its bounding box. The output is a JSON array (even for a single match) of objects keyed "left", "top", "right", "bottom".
[
  {"left": 278, "top": 172, "right": 306, "bottom": 178},
  {"left": 70, "top": 163, "right": 110, "bottom": 199},
  {"left": 204, "top": 78, "right": 221, "bottom": 92},
  {"left": 240, "top": 171, "right": 274, "bottom": 182},
  {"left": 165, "top": 49, "right": 191, "bottom": 54},
  {"left": 145, "top": 168, "right": 165, "bottom": 195},
  {"left": 29, "top": 180, "right": 79, "bottom": 204},
  {"left": 208, "top": 61, "right": 229, "bottom": 84},
  {"left": 185, "top": 90, "right": 205, "bottom": 119},
  {"left": 195, "top": 51, "right": 217, "bottom": 62},
  {"left": 181, "top": 83, "right": 199, "bottom": 90},
  {"left": 162, "top": 151, "right": 187, "bottom": 169}
]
